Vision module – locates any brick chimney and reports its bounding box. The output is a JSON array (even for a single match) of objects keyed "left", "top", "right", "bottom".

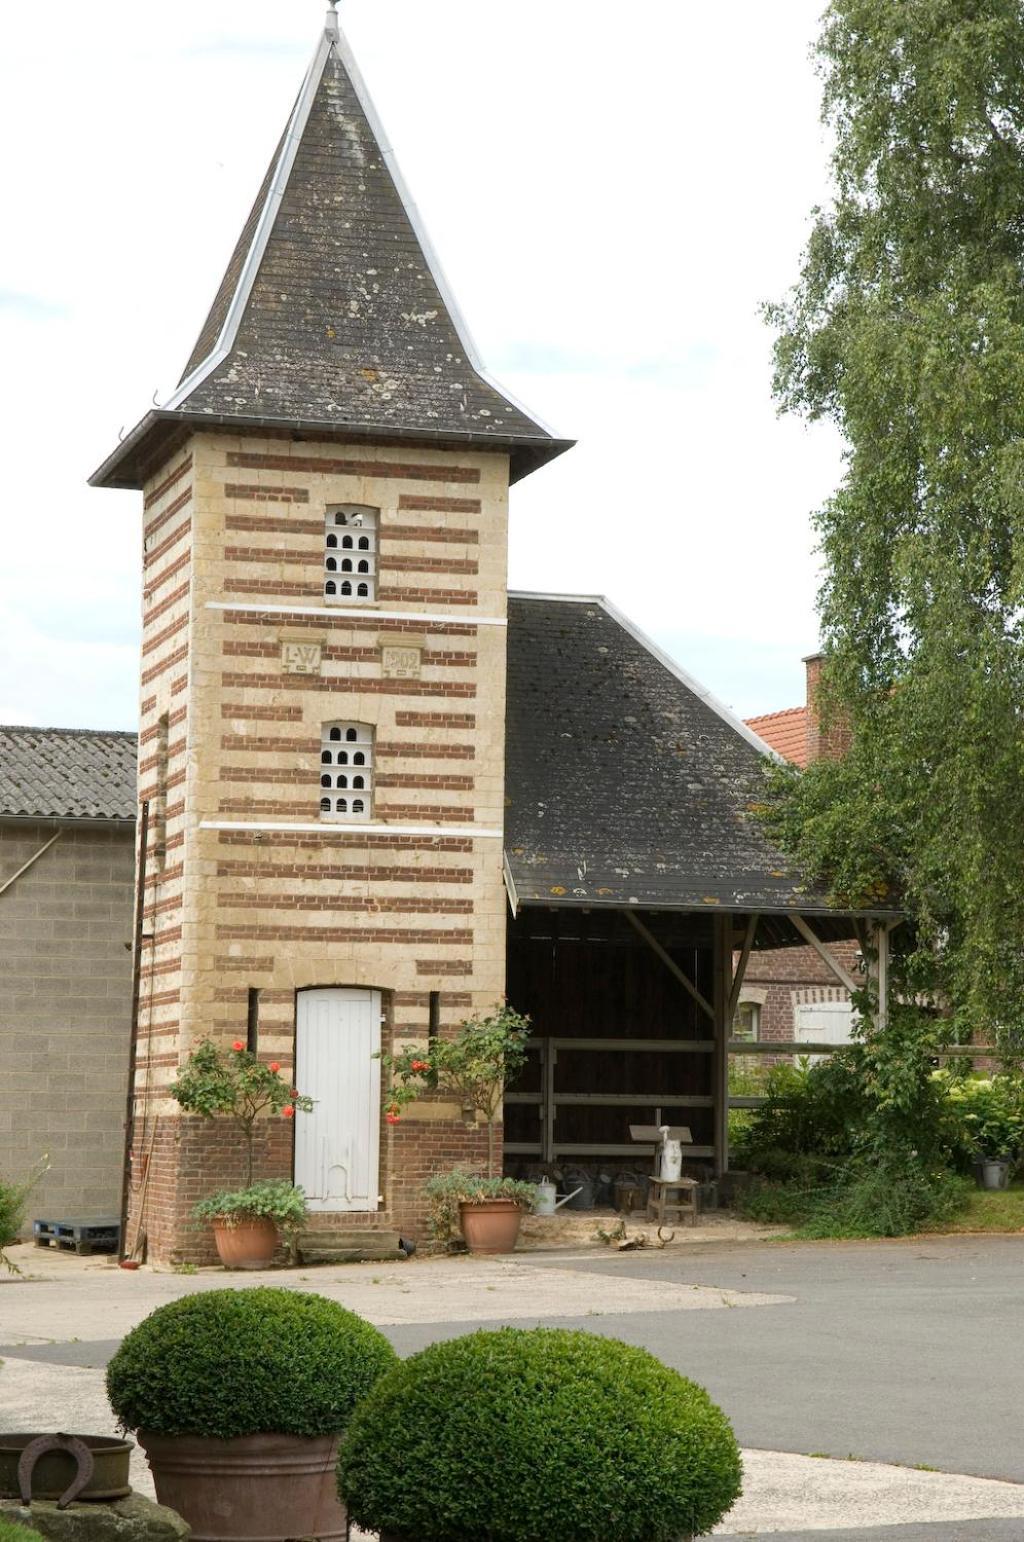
[{"left": 803, "top": 651, "right": 852, "bottom": 763}]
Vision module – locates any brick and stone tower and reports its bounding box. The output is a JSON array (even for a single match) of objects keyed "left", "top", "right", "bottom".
[{"left": 91, "top": 5, "right": 570, "bottom": 1263}]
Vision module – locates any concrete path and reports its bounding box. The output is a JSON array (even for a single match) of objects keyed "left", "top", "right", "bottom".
[{"left": 4, "top": 1235, "right": 1024, "bottom": 1536}]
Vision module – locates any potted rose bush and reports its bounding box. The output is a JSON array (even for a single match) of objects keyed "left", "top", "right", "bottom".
[
  {"left": 107, "top": 1287, "right": 396, "bottom": 1542},
  {"left": 380, "top": 1006, "right": 534, "bottom": 1253},
  {"left": 338, "top": 1327, "right": 742, "bottom": 1541},
  {"left": 170, "top": 1040, "right": 313, "bottom": 1267}
]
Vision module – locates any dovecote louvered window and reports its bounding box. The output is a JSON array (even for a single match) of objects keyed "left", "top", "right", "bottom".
[
  {"left": 319, "top": 722, "right": 374, "bottom": 821},
  {"left": 324, "top": 505, "right": 378, "bottom": 603}
]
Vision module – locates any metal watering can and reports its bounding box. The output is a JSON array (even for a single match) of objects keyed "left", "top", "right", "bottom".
[{"left": 533, "top": 1180, "right": 584, "bottom": 1216}]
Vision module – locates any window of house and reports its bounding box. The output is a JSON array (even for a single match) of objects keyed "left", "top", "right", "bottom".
[
  {"left": 325, "top": 506, "right": 377, "bottom": 603},
  {"left": 732, "top": 1001, "right": 761, "bottom": 1043},
  {"left": 320, "top": 722, "right": 373, "bottom": 821}
]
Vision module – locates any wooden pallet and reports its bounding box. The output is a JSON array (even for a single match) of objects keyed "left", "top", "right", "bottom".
[{"left": 32, "top": 1218, "right": 120, "bottom": 1256}]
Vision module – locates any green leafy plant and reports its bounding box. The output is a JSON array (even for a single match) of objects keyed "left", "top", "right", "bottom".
[
  {"left": 424, "top": 1170, "right": 538, "bottom": 1245},
  {"left": 379, "top": 1004, "right": 530, "bottom": 1176},
  {"left": 192, "top": 1178, "right": 309, "bottom": 1233},
  {"left": 764, "top": 0, "right": 1024, "bottom": 1056},
  {"left": 0, "top": 1155, "right": 49, "bottom": 1274},
  {"left": 943, "top": 1075, "right": 1024, "bottom": 1164},
  {"left": 106, "top": 1287, "right": 396, "bottom": 1440},
  {"left": 338, "top": 1327, "right": 742, "bottom": 1542},
  {"left": 170, "top": 1039, "right": 313, "bottom": 1186}
]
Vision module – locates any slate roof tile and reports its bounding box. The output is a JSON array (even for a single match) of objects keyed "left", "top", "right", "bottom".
[{"left": 503, "top": 596, "right": 871, "bottom": 917}]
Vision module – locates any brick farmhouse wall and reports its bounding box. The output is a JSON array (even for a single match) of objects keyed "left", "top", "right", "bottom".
[{"left": 0, "top": 818, "right": 133, "bottom": 1229}]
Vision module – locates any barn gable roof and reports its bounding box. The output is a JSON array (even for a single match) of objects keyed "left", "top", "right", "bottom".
[{"left": 504, "top": 594, "right": 889, "bottom": 922}]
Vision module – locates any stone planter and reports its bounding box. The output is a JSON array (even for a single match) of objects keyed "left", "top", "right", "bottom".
[
  {"left": 0, "top": 1434, "right": 133, "bottom": 1504},
  {"left": 138, "top": 1430, "right": 347, "bottom": 1542},
  {"left": 210, "top": 1217, "right": 278, "bottom": 1269},
  {"left": 457, "top": 1199, "right": 524, "bottom": 1254}
]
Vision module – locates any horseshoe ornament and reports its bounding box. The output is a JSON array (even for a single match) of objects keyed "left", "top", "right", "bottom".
[{"left": 18, "top": 1433, "right": 96, "bottom": 1509}]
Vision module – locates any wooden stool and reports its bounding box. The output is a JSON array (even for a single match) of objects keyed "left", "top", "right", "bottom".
[{"left": 646, "top": 1175, "right": 700, "bottom": 1228}]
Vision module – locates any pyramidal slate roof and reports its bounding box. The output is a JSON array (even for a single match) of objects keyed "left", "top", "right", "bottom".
[
  {"left": 0, "top": 728, "right": 137, "bottom": 822},
  {"left": 91, "top": 9, "right": 571, "bottom": 490},
  {"left": 503, "top": 595, "right": 894, "bottom": 924}
]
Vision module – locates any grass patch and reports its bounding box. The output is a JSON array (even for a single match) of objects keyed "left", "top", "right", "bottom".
[{"left": 929, "top": 1180, "right": 1024, "bottom": 1233}]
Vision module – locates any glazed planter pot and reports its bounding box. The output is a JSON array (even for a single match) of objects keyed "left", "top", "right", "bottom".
[
  {"left": 458, "top": 1199, "right": 524, "bottom": 1255},
  {"left": 138, "top": 1430, "right": 346, "bottom": 1542},
  {"left": 211, "top": 1216, "right": 278, "bottom": 1269}
]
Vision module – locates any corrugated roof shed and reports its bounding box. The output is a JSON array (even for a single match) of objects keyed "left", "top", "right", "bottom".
[
  {"left": 504, "top": 595, "right": 862, "bottom": 917},
  {"left": 744, "top": 706, "right": 808, "bottom": 767},
  {"left": 0, "top": 728, "right": 137, "bottom": 822}
]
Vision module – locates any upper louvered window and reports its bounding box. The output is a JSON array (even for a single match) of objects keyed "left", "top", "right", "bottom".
[
  {"left": 320, "top": 722, "right": 374, "bottom": 821},
  {"left": 324, "top": 505, "right": 377, "bottom": 603}
]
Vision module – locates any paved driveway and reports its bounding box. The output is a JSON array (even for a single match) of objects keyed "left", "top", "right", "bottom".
[{"left": 3, "top": 1232, "right": 1024, "bottom": 1537}]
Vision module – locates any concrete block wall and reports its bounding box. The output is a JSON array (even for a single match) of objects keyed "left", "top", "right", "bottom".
[{"left": 0, "top": 819, "right": 133, "bottom": 1228}]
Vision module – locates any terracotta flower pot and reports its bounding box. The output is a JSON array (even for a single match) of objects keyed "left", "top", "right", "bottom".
[
  {"left": 458, "top": 1198, "right": 523, "bottom": 1254},
  {"left": 138, "top": 1430, "right": 347, "bottom": 1542},
  {"left": 211, "top": 1217, "right": 278, "bottom": 1269}
]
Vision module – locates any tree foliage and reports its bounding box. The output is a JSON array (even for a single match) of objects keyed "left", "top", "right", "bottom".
[{"left": 766, "top": 0, "right": 1024, "bottom": 1051}]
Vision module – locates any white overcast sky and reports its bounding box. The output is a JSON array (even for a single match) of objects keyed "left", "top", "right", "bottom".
[{"left": 0, "top": 1, "right": 842, "bottom": 731}]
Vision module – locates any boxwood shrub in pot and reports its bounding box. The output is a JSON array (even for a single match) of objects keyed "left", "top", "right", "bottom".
[
  {"left": 338, "top": 1327, "right": 742, "bottom": 1541},
  {"left": 107, "top": 1287, "right": 397, "bottom": 1542}
]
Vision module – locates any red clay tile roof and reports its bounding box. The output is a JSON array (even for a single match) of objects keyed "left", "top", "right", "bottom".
[{"left": 744, "top": 707, "right": 808, "bottom": 767}]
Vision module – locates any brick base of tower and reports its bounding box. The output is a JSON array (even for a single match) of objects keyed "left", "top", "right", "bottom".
[{"left": 127, "top": 1114, "right": 496, "bottom": 1266}]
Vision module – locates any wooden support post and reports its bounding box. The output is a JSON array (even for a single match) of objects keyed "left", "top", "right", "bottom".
[
  {"left": 713, "top": 914, "right": 732, "bottom": 1179},
  {"left": 728, "top": 912, "right": 759, "bottom": 1020},
  {"left": 622, "top": 909, "right": 714, "bottom": 1022},
  {"left": 873, "top": 921, "right": 890, "bottom": 1032},
  {"left": 542, "top": 1040, "right": 557, "bottom": 1165}
]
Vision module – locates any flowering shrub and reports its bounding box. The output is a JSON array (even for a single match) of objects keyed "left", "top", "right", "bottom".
[
  {"left": 379, "top": 1005, "right": 530, "bottom": 1175},
  {"left": 170, "top": 1040, "right": 313, "bottom": 1185},
  {"left": 943, "top": 1074, "right": 1024, "bottom": 1164}
]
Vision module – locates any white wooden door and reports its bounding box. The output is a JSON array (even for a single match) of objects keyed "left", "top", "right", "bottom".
[
  {"left": 295, "top": 988, "right": 381, "bottom": 1212},
  {"left": 794, "top": 1000, "right": 855, "bottom": 1063}
]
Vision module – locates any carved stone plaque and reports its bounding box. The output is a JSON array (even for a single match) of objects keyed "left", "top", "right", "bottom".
[
  {"left": 281, "top": 640, "right": 323, "bottom": 675},
  {"left": 381, "top": 644, "right": 422, "bottom": 679}
]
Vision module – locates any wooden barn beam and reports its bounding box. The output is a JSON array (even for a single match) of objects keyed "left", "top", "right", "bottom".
[
  {"left": 790, "top": 913, "right": 859, "bottom": 994},
  {"left": 728, "top": 912, "right": 760, "bottom": 1020},
  {"left": 713, "top": 914, "right": 732, "bottom": 1178},
  {"left": 622, "top": 909, "right": 714, "bottom": 1022}
]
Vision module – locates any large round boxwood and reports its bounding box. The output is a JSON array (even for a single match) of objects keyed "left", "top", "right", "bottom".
[
  {"left": 338, "top": 1327, "right": 742, "bottom": 1541},
  {"left": 107, "top": 1287, "right": 396, "bottom": 1439}
]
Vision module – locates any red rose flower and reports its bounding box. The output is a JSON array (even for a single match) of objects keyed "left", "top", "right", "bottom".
[
  {"left": 291, "top": 1088, "right": 299, "bottom": 1098},
  {"left": 269, "top": 1062, "right": 281, "bottom": 1073},
  {"left": 232, "top": 1040, "right": 245, "bottom": 1052},
  {"left": 282, "top": 1105, "right": 295, "bottom": 1118},
  {"left": 386, "top": 1112, "right": 400, "bottom": 1125},
  {"left": 411, "top": 1059, "right": 429, "bottom": 1072}
]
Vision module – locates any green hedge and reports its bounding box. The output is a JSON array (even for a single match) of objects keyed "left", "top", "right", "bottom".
[
  {"left": 106, "top": 1287, "right": 396, "bottom": 1439},
  {"left": 338, "top": 1327, "right": 742, "bottom": 1541}
]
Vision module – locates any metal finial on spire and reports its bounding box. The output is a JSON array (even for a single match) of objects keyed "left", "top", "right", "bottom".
[{"left": 325, "top": 1, "right": 339, "bottom": 39}]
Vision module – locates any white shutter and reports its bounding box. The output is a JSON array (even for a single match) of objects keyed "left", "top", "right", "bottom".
[{"left": 295, "top": 988, "right": 381, "bottom": 1212}]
